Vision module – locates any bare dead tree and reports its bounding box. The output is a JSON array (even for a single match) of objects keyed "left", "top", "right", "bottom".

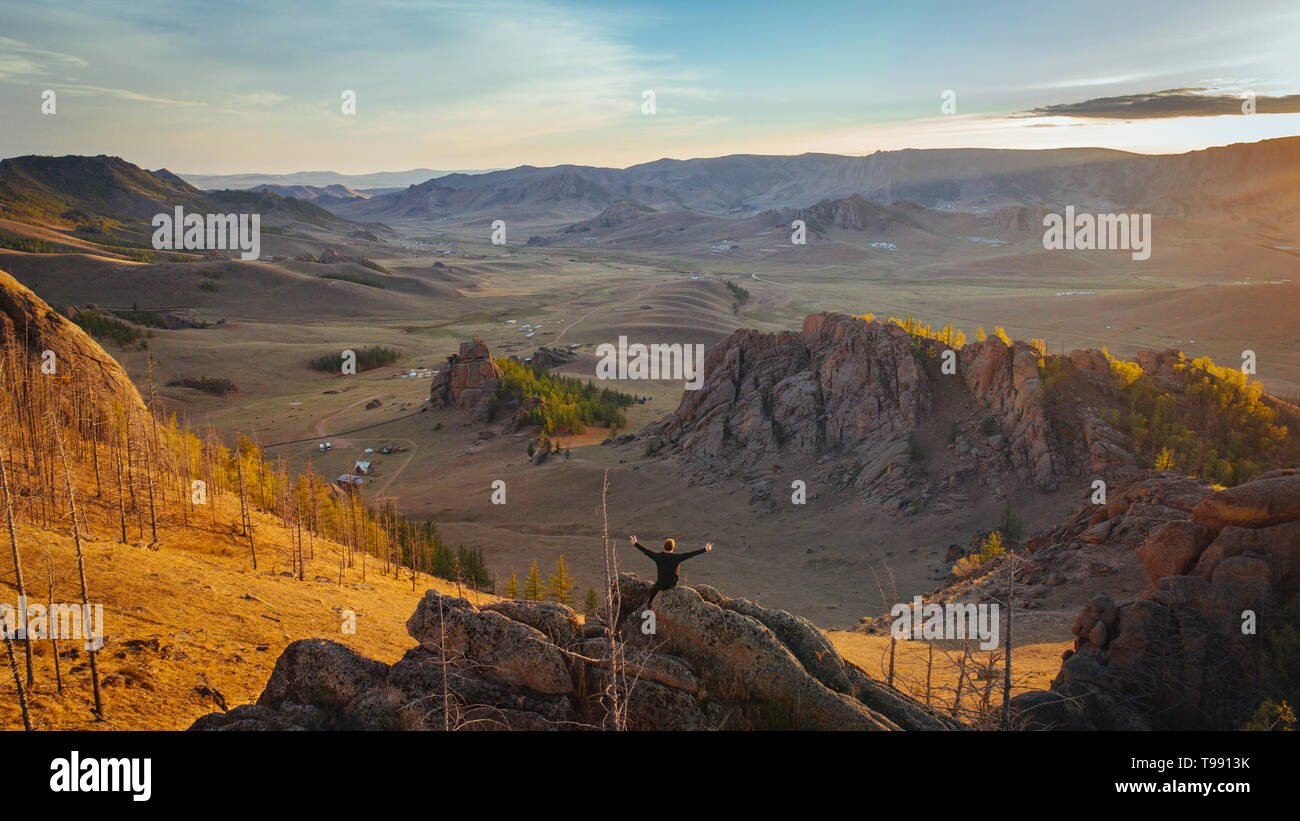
[
  {"left": 951, "top": 638, "right": 971, "bottom": 718},
  {"left": 46, "top": 549, "right": 61, "bottom": 694},
  {"left": 1002, "top": 548, "right": 1014, "bottom": 730},
  {"left": 2, "top": 623, "right": 30, "bottom": 730},
  {"left": 925, "top": 641, "right": 934, "bottom": 706},
  {"left": 597, "top": 470, "right": 628, "bottom": 730},
  {"left": 53, "top": 423, "right": 102, "bottom": 719},
  {"left": 0, "top": 445, "right": 34, "bottom": 686},
  {"left": 236, "top": 457, "right": 256, "bottom": 568}
]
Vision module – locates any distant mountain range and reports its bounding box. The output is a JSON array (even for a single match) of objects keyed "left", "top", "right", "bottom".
[
  {"left": 325, "top": 138, "right": 1300, "bottom": 227},
  {"left": 178, "top": 168, "right": 501, "bottom": 191},
  {"left": 4, "top": 138, "right": 1297, "bottom": 243},
  {"left": 0, "top": 155, "right": 366, "bottom": 238}
]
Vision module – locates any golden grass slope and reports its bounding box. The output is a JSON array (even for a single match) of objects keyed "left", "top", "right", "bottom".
[{"left": 0, "top": 458, "right": 499, "bottom": 731}]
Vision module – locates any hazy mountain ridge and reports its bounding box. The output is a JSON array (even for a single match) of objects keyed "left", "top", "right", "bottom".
[
  {"left": 178, "top": 168, "right": 500, "bottom": 190},
  {"left": 328, "top": 138, "right": 1300, "bottom": 226}
]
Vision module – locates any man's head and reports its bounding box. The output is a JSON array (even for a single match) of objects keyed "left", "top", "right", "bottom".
[{"left": 663, "top": 538, "right": 675, "bottom": 553}]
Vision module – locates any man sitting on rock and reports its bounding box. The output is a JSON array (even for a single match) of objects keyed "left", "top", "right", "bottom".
[{"left": 629, "top": 535, "right": 712, "bottom": 612}]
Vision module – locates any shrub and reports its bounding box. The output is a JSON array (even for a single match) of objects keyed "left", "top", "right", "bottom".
[
  {"left": 310, "top": 345, "right": 399, "bottom": 373},
  {"left": 71, "top": 308, "right": 150, "bottom": 348},
  {"left": 167, "top": 376, "right": 238, "bottom": 396},
  {"left": 115, "top": 309, "right": 168, "bottom": 328}
]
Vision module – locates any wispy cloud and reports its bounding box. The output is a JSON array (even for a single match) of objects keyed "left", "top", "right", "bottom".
[
  {"left": 0, "top": 36, "right": 87, "bottom": 80},
  {"left": 1022, "top": 88, "right": 1300, "bottom": 119},
  {"left": 57, "top": 84, "right": 204, "bottom": 106}
]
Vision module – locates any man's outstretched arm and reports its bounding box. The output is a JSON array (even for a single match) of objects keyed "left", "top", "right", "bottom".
[
  {"left": 629, "top": 535, "right": 654, "bottom": 557},
  {"left": 679, "top": 541, "right": 714, "bottom": 560}
]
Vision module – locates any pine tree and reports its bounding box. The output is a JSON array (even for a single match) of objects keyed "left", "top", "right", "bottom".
[
  {"left": 976, "top": 325, "right": 987, "bottom": 342},
  {"left": 584, "top": 586, "right": 599, "bottom": 613},
  {"left": 547, "top": 555, "right": 575, "bottom": 604},
  {"left": 505, "top": 573, "right": 519, "bottom": 599},
  {"left": 523, "top": 561, "right": 543, "bottom": 601}
]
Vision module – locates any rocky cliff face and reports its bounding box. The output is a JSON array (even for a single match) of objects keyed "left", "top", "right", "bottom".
[
  {"left": 428, "top": 339, "right": 502, "bottom": 422},
  {"left": 642, "top": 312, "right": 1134, "bottom": 508},
  {"left": 190, "top": 577, "right": 957, "bottom": 731},
  {"left": 0, "top": 268, "right": 145, "bottom": 413},
  {"left": 1011, "top": 468, "right": 1300, "bottom": 730}
]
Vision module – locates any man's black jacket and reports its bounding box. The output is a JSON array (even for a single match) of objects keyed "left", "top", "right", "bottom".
[{"left": 633, "top": 541, "right": 705, "bottom": 590}]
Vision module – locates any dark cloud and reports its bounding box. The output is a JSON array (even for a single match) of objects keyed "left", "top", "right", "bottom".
[{"left": 1022, "top": 88, "right": 1300, "bottom": 119}]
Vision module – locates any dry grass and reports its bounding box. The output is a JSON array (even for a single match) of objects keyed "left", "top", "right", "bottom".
[
  {"left": 0, "top": 459, "right": 498, "bottom": 731},
  {"left": 827, "top": 630, "right": 1070, "bottom": 725}
]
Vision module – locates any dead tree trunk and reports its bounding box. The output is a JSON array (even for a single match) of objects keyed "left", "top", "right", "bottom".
[
  {"left": 1002, "top": 550, "right": 1014, "bottom": 731},
  {"left": 47, "top": 551, "right": 62, "bottom": 694},
  {"left": 0, "top": 448, "right": 34, "bottom": 686},
  {"left": 113, "top": 431, "right": 127, "bottom": 543},
  {"left": 236, "top": 458, "right": 256, "bottom": 569},
  {"left": 3, "top": 626, "right": 30, "bottom": 730},
  {"left": 54, "top": 425, "right": 103, "bottom": 719}
]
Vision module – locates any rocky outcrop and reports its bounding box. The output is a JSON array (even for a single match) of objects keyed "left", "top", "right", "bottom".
[
  {"left": 428, "top": 339, "right": 502, "bottom": 421},
  {"left": 1012, "top": 468, "right": 1300, "bottom": 730},
  {"left": 0, "top": 268, "right": 146, "bottom": 413},
  {"left": 191, "top": 579, "right": 956, "bottom": 731},
  {"left": 525, "top": 346, "right": 578, "bottom": 369},
  {"left": 642, "top": 312, "right": 1127, "bottom": 506}
]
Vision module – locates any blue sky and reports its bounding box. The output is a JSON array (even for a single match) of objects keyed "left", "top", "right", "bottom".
[{"left": 1, "top": 0, "right": 1297, "bottom": 173}]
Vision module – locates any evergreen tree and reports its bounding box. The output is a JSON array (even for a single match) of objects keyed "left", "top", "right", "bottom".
[
  {"left": 547, "top": 555, "right": 575, "bottom": 605},
  {"left": 998, "top": 502, "right": 1024, "bottom": 543},
  {"left": 505, "top": 573, "right": 519, "bottom": 599},
  {"left": 523, "top": 561, "right": 543, "bottom": 601},
  {"left": 584, "top": 587, "right": 599, "bottom": 613}
]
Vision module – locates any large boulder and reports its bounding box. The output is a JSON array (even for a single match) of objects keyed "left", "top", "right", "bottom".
[
  {"left": 1135, "top": 520, "right": 1213, "bottom": 583},
  {"left": 386, "top": 646, "right": 575, "bottom": 730},
  {"left": 1192, "top": 472, "right": 1300, "bottom": 530},
  {"left": 646, "top": 586, "right": 898, "bottom": 730},
  {"left": 696, "top": 584, "right": 851, "bottom": 693},
  {"left": 1193, "top": 521, "right": 1300, "bottom": 591},
  {"left": 406, "top": 589, "right": 575, "bottom": 695},
  {"left": 480, "top": 599, "right": 581, "bottom": 647},
  {"left": 257, "top": 638, "right": 389, "bottom": 710}
]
